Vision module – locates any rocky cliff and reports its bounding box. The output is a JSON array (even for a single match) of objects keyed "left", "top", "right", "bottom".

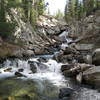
[{"left": 0, "top": 12, "right": 68, "bottom": 59}]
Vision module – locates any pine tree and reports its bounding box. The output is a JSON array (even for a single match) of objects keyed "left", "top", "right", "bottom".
[{"left": 65, "top": 0, "right": 99, "bottom": 21}]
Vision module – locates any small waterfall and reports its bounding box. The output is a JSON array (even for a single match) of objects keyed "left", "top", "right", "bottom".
[{"left": 0, "top": 58, "right": 68, "bottom": 88}]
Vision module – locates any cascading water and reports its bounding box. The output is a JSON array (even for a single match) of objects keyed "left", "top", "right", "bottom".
[
  {"left": 0, "top": 57, "right": 73, "bottom": 100},
  {"left": 0, "top": 58, "right": 69, "bottom": 88},
  {"left": 0, "top": 31, "right": 74, "bottom": 100}
]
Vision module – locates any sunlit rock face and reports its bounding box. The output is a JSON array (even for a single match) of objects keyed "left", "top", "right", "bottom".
[{"left": 11, "top": 8, "right": 68, "bottom": 55}]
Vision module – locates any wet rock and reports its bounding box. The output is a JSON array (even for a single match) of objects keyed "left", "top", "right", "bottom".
[
  {"left": 4, "top": 68, "right": 12, "bottom": 72},
  {"left": 92, "top": 48, "right": 100, "bottom": 65},
  {"left": 38, "top": 57, "right": 48, "bottom": 63},
  {"left": 18, "top": 68, "right": 24, "bottom": 72},
  {"left": 29, "top": 61, "right": 48, "bottom": 73},
  {"left": 30, "top": 63, "right": 37, "bottom": 73},
  {"left": 83, "top": 66, "right": 100, "bottom": 87},
  {"left": 59, "top": 88, "right": 74, "bottom": 99},
  {"left": 63, "top": 69, "right": 78, "bottom": 77},
  {"left": 63, "top": 63, "right": 94, "bottom": 77},
  {"left": 61, "top": 64, "right": 74, "bottom": 72},
  {"left": 15, "top": 72, "right": 25, "bottom": 77},
  {"left": 28, "top": 60, "right": 34, "bottom": 64}
]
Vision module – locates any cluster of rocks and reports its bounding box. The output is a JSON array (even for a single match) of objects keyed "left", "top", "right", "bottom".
[
  {"left": 12, "top": 9, "right": 69, "bottom": 56},
  {"left": 52, "top": 33, "right": 100, "bottom": 99},
  {"left": 57, "top": 42, "right": 100, "bottom": 87}
]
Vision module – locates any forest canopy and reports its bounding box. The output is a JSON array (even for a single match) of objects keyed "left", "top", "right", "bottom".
[{"left": 65, "top": 0, "right": 100, "bottom": 21}]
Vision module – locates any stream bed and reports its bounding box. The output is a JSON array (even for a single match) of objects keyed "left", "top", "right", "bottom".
[
  {"left": 0, "top": 57, "right": 100, "bottom": 100},
  {"left": 0, "top": 33, "right": 100, "bottom": 100},
  {"left": 0, "top": 57, "right": 74, "bottom": 100}
]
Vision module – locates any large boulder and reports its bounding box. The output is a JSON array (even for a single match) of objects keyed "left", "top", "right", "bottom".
[
  {"left": 0, "top": 79, "right": 39, "bottom": 100},
  {"left": 63, "top": 63, "right": 94, "bottom": 77},
  {"left": 92, "top": 48, "right": 100, "bottom": 65},
  {"left": 83, "top": 66, "right": 100, "bottom": 87}
]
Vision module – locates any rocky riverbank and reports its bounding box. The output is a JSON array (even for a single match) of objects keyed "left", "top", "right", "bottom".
[
  {"left": 0, "top": 11, "right": 100, "bottom": 100},
  {"left": 0, "top": 14, "right": 69, "bottom": 60}
]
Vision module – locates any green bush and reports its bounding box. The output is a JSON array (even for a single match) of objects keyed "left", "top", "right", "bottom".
[{"left": 0, "top": 21, "right": 16, "bottom": 39}]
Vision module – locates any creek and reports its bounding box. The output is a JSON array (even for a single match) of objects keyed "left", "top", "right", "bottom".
[
  {"left": 0, "top": 31, "right": 100, "bottom": 100},
  {"left": 0, "top": 35, "right": 74, "bottom": 100}
]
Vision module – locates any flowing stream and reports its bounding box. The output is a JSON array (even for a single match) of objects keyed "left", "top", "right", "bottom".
[
  {"left": 0, "top": 32, "right": 74, "bottom": 100},
  {"left": 0, "top": 57, "right": 74, "bottom": 100},
  {"left": 0, "top": 33, "right": 100, "bottom": 100}
]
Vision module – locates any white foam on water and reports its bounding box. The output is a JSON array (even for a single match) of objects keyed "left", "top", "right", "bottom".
[
  {"left": 60, "top": 43, "right": 68, "bottom": 50},
  {"left": 0, "top": 58, "right": 67, "bottom": 87}
]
